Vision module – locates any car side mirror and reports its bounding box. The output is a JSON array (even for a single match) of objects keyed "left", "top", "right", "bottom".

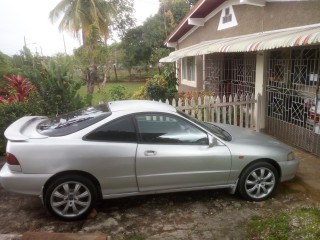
[{"left": 208, "top": 135, "right": 218, "bottom": 148}]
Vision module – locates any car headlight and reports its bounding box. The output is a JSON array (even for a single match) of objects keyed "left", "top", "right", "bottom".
[{"left": 287, "top": 152, "right": 295, "bottom": 161}]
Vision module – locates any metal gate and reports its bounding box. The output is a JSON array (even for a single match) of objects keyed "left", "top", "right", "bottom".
[{"left": 266, "top": 48, "right": 320, "bottom": 156}]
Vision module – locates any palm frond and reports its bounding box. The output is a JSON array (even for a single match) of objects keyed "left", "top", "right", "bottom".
[{"left": 49, "top": 0, "right": 73, "bottom": 23}]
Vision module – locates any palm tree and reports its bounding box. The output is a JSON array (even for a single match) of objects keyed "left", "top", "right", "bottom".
[
  {"left": 49, "top": 0, "right": 115, "bottom": 46},
  {"left": 49, "top": 0, "right": 116, "bottom": 100}
]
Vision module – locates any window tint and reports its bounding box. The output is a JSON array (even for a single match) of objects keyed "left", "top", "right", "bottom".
[
  {"left": 85, "top": 116, "right": 137, "bottom": 142},
  {"left": 135, "top": 114, "right": 208, "bottom": 145},
  {"left": 38, "top": 104, "right": 111, "bottom": 137}
]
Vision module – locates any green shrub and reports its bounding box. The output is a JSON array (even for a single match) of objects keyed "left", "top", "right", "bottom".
[
  {"left": 10, "top": 48, "right": 84, "bottom": 116},
  {"left": 145, "top": 74, "right": 167, "bottom": 101},
  {"left": 0, "top": 94, "right": 44, "bottom": 154},
  {"left": 141, "top": 67, "right": 178, "bottom": 101},
  {"left": 132, "top": 85, "right": 147, "bottom": 100},
  {"left": 109, "top": 85, "right": 127, "bottom": 101},
  {"left": 38, "top": 58, "right": 84, "bottom": 115}
]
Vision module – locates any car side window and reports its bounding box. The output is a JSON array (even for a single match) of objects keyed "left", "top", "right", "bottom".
[
  {"left": 85, "top": 115, "right": 137, "bottom": 142},
  {"left": 135, "top": 113, "right": 208, "bottom": 145}
]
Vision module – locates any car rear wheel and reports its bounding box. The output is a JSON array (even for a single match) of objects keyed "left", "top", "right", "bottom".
[
  {"left": 238, "top": 162, "right": 279, "bottom": 201},
  {"left": 44, "top": 175, "right": 97, "bottom": 221}
]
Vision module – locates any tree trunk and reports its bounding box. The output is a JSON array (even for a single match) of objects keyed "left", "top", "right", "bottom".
[
  {"left": 113, "top": 64, "right": 118, "bottom": 81},
  {"left": 102, "top": 72, "right": 108, "bottom": 85},
  {"left": 128, "top": 68, "right": 132, "bottom": 81},
  {"left": 87, "top": 65, "right": 97, "bottom": 99}
]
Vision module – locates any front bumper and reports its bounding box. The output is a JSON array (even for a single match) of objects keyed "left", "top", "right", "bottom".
[
  {"left": 278, "top": 158, "right": 300, "bottom": 182},
  {"left": 0, "top": 163, "right": 52, "bottom": 196}
]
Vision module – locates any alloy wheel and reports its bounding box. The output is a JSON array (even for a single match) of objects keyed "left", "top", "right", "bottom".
[
  {"left": 50, "top": 181, "right": 92, "bottom": 218},
  {"left": 244, "top": 167, "right": 276, "bottom": 200}
]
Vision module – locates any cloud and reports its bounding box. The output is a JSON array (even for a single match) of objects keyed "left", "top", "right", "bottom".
[{"left": 0, "top": 0, "right": 159, "bottom": 56}]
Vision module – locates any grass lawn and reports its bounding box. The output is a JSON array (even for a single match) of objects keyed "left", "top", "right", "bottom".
[
  {"left": 78, "top": 81, "right": 145, "bottom": 104},
  {"left": 245, "top": 207, "right": 320, "bottom": 239}
]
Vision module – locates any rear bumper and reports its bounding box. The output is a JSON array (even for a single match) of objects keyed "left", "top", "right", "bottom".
[
  {"left": 278, "top": 158, "right": 300, "bottom": 182},
  {"left": 0, "top": 163, "right": 52, "bottom": 196}
]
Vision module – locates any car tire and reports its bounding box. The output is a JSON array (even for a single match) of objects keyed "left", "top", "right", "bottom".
[
  {"left": 44, "top": 174, "right": 97, "bottom": 221},
  {"left": 238, "top": 162, "right": 279, "bottom": 201}
]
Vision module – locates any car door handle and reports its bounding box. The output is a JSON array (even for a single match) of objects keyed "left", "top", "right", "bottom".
[{"left": 144, "top": 150, "right": 157, "bottom": 156}]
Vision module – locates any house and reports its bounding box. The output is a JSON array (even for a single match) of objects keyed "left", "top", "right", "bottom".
[{"left": 160, "top": 0, "right": 320, "bottom": 156}]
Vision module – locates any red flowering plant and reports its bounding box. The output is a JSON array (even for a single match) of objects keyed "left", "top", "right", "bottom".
[{"left": 0, "top": 75, "right": 34, "bottom": 103}]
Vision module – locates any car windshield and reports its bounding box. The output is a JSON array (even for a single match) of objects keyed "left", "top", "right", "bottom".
[
  {"left": 38, "top": 103, "right": 111, "bottom": 136},
  {"left": 178, "top": 111, "right": 232, "bottom": 141}
]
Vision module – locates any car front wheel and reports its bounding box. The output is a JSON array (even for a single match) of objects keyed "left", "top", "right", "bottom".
[
  {"left": 238, "top": 162, "right": 279, "bottom": 201},
  {"left": 44, "top": 175, "right": 97, "bottom": 221}
]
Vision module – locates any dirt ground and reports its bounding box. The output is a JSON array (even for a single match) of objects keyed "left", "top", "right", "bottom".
[{"left": 0, "top": 157, "right": 319, "bottom": 240}]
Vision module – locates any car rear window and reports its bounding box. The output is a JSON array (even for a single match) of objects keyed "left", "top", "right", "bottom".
[{"left": 37, "top": 104, "right": 111, "bottom": 136}]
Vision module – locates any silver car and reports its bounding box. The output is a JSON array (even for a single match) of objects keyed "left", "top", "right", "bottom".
[{"left": 0, "top": 100, "right": 299, "bottom": 220}]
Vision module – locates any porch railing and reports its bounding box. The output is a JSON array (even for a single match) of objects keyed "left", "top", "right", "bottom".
[{"left": 161, "top": 94, "right": 258, "bottom": 130}]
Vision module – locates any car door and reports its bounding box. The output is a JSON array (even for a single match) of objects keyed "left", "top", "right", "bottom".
[
  {"left": 134, "top": 113, "right": 232, "bottom": 192},
  {"left": 83, "top": 115, "right": 139, "bottom": 195}
]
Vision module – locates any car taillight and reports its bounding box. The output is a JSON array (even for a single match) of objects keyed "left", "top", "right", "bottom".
[{"left": 5, "top": 153, "right": 20, "bottom": 165}]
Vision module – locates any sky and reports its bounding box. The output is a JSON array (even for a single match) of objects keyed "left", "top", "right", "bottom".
[{"left": 0, "top": 0, "right": 159, "bottom": 56}]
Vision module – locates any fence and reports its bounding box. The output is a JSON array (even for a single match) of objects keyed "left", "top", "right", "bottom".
[{"left": 162, "top": 94, "right": 258, "bottom": 130}]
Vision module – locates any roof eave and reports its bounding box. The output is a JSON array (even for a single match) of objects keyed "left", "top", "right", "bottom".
[{"left": 164, "top": 0, "right": 227, "bottom": 46}]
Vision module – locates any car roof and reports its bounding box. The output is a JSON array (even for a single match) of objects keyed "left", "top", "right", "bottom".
[{"left": 108, "top": 100, "right": 177, "bottom": 113}]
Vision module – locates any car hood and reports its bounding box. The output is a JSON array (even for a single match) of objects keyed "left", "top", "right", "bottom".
[{"left": 213, "top": 123, "right": 291, "bottom": 151}]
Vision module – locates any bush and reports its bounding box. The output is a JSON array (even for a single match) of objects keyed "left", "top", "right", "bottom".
[
  {"left": 178, "top": 90, "right": 214, "bottom": 100},
  {"left": 38, "top": 58, "right": 84, "bottom": 115},
  {"left": 10, "top": 48, "right": 84, "bottom": 116},
  {"left": 109, "top": 85, "right": 127, "bottom": 101},
  {"left": 133, "top": 67, "right": 178, "bottom": 102},
  {"left": 0, "top": 94, "right": 44, "bottom": 154},
  {"left": 0, "top": 49, "right": 85, "bottom": 154},
  {"left": 131, "top": 85, "right": 147, "bottom": 100},
  {"left": 145, "top": 75, "right": 168, "bottom": 101},
  {"left": 0, "top": 75, "right": 34, "bottom": 103}
]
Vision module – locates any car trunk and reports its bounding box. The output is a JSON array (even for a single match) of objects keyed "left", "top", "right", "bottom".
[{"left": 5, "top": 116, "right": 48, "bottom": 141}]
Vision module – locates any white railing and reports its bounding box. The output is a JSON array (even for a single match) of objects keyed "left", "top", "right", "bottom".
[{"left": 162, "top": 94, "right": 258, "bottom": 130}]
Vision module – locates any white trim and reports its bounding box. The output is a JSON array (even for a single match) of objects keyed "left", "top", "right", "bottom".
[
  {"left": 178, "top": 0, "right": 239, "bottom": 45},
  {"left": 218, "top": 5, "right": 238, "bottom": 30},
  {"left": 167, "top": 0, "right": 208, "bottom": 43},
  {"left": 205, "top": 0, "right": 239, "bottom": 21},
  {"left": 240, "top": 0, "right": 266, "bottom": 7},
  {"left": 166, "top": 42, "right": 177, "bottom": 48},
  {"left": 188, "top": 18, "right": 205, "bottom": 26},
  {"left": 182, "top": 79, "right": 197, "bottom": 88}
]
